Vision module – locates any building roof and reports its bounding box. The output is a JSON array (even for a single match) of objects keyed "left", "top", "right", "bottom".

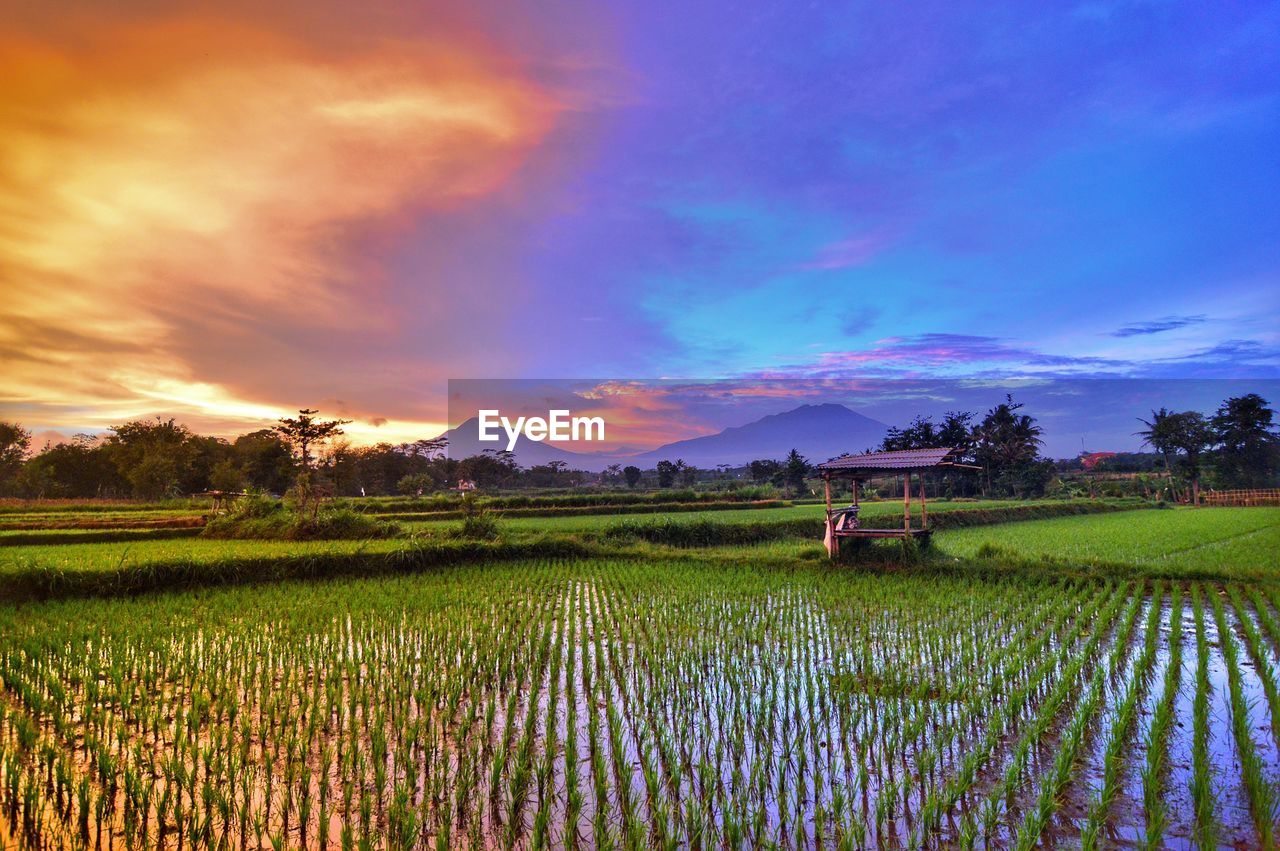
[{"left": 816, "top": 447, "right": 959, "bottom": 474}]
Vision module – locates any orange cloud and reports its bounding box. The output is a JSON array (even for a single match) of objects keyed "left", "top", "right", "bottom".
[{"left": 0, "top": 13, "right": 557, "bottom": 440}]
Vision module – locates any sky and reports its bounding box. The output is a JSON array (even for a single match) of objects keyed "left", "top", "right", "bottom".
[{"left": 2, "top": 0, "right": 1278, "bottom": 450}]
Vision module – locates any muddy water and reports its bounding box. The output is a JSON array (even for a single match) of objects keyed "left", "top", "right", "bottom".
[{"left": 1162, "top": 608, "right": 1199, "bottom": 849}]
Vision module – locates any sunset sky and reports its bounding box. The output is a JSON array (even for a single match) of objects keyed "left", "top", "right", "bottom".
[{"left": 2, "top": 0, "right": 1278, "bottom": 449}]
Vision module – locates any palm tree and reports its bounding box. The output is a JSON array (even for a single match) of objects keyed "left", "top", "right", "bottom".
[
  {"left": 974, "top": 396, "right": 1044, "bottom": 495},
  {"left": 1136, "top": 408, "right": 1178, "bottom": 492},
  {"left": 1137, "top": 408, "right": 1212, "bottom": 505}
]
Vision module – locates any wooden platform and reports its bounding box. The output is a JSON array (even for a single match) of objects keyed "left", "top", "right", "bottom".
[
  {"left": 831, "top": 528, "right": 932, "bottom": 540},
  {"left": 818, "top": 447, "right": 976, "bottom": 559}
]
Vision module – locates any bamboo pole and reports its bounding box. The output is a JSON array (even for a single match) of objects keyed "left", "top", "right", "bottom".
[
  {"left": 823, "top": 474, "right": 835, "bottom": 559},
  {"left": 919, "top": 471, "right": 928, "bottom": 529},
  {"left": 903, "top": 472, "right": 911, "bottom": 533}
]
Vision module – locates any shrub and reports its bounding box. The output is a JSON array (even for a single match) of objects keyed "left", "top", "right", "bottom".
[
  {"left": 291, "top": 509, "right": 401, "bottom": 541},
  {"left": 452, "top": 493, "right": 499, "bottom": 540},
  {"left": 202, "top": 496, "right": 400, "bottom": 541}
]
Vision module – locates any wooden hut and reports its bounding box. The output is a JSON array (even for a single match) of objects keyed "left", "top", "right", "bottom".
[{"left": 816, "top": 448, "right": 976, "bottom": 557}]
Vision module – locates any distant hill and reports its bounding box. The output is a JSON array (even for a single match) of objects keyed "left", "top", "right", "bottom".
[
  {"left": 626, "top": 403, "right": 888, "bottom": 468},
  {"left": 441, "top": 404, "right": 887, "bottom": 471},
  {"left": 441, "top": 416, "right": 591, "bottom": 468}
]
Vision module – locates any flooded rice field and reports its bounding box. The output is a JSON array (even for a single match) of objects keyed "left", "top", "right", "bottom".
[{"left": 0, "top": 560, "right": 1277, "bottom": 849}]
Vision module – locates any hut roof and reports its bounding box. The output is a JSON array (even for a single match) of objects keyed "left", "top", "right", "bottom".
[{"left": 816, "top": 447, "right": 960, "bottom": 475}]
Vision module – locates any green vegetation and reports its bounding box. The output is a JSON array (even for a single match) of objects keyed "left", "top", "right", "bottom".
[
  {"left": 200, "top": 494, "right": 401, "bottom": 541},
  {"left": 4, "top": 501, "right": 1278, "bottom": 603},
  {"left": 2, "top": 558, "right": 1277, "bottom": 848},
  {"left": 941, "top": 507, "right": 1280, "bottom": 579},
  {"left": 600, "top": 498, "right": 1140, "bottom": 547},
  {"left": 1, "top": 494, "right": 1279, "bottom": 846}
]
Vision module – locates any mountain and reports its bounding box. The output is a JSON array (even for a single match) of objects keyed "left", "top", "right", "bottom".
[
  {"left": 627, "top": 404, "right": 888, "bottom": 468},
  {"left": 441, "top": 404, "right": 888, "bottom": 471},
  {"left": 441, "top": 416, "right": 591, "bottom": 468}
]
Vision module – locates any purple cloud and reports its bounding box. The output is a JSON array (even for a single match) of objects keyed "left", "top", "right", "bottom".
[{"left": 1112, "top": 315, "right": 1208, "bottom": 337}]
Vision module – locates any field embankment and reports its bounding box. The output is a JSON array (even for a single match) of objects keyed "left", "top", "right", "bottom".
[
  {"left": 0, "top": 538, "right": 597, "bottom": 602},
  {"left": 599, "top": 499, "right": 1144, "bottom": 547}
]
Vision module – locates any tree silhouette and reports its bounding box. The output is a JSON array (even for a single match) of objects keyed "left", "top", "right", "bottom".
[
  {"left": 275, "top": 409, "right": 350, "bottom": 516},
  {"left": 274, "top": 409, "right": 350, "bottom": 471}
]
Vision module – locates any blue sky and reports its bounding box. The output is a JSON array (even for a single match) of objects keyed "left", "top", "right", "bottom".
[
  {"left": 509, "top": 0, "right": 1280, "bottom": 380},
  {"left": 2, "top": 0, "right": 1278, "bottom": 442}
]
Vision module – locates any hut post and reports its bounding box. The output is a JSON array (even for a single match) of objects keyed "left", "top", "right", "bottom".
[
  {"left": 919, "top": 472, "right": 928, "bottom": 529},
  {"left": 822, "top": 473, "right": 836, "bottom": 559},
  {"left": 903, "top": 472, "right": 911, "bottom": 532}
]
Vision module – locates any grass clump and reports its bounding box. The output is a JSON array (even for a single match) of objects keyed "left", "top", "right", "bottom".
[
  {"left": 449, "top": 493, "right": 500, "bottom": 540},
  {"left": 201, "top": 494, "right": 401, "bottom": 541}
]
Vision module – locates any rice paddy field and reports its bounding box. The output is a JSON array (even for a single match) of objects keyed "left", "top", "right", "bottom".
[
  {"left": 940, "top": 507, "right": 1280, "bottom": 581},
  {"left": 0, "top": 499, "right": 1278, "bottom": 849}
]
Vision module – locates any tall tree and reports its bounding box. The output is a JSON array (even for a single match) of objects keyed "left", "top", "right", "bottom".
[
  {"left": 274, "top": 409, "right": 350, "bottom": 472},
  {"left": 104, "top": 418, "right": 203, "bottom": 499},
  {"left": 1136, "top": 407, "right": 1180, "bottom": 483},
  {"left": 1169, "top": 411, "right": 1213, "bottom": 505},
  {"left": 274, "top": 408, "right": 350, "bottom": 514},
  {"left": 623, "top": 465, "right": 642, "bottom": 488},
  {"left": 1211, "top": 394, "right": 1279, "bottom": 489},
  {"left": 937, "top": 411, "right": 975, "bottom": 457},
  {"left": 233, "top": 430, "right": 296, "bottom": 493},
  {"left": 783, "top": 448, "right": 810, "bottom": 497},
  {"left": 973, "top": 396, "right": 1046, "bottom": 497},
  {"left": 0, "top": 422, "right": 31, "bottom": 496}
]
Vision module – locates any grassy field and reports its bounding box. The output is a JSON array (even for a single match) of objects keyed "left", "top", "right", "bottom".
[
  {"left": 0, "top": 500, "right": 1266, "bottom": 593},
  {"left": 1, "top": 499, "right": 1278, "bottom": 848},
  {"left": 938, "top": 507, "right": 1280, "bottom": 580}
]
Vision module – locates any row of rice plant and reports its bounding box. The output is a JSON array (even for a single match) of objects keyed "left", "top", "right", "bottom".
[{"left": 1, "top": 562, "right": 1278, "bottom": 848}]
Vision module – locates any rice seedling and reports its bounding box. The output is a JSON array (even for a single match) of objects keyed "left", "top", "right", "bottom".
[
  {"left": 1079, "top": 585, "right": 1161, "bottom": 851},
  {"left": 0, "top": 501, "right": 1277, "bottom": 849},
  {"left": 1139, "top": 584, "right": 1182, "bottom": 849},
  {"left": 1190, "top": 583, "right": 1218, "bottom": 847},
  {"left": 1210, "top": 587, "right": 1280, "bottom": 846}
]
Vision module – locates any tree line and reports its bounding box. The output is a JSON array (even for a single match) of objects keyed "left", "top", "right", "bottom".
[
  {"left": 857, "top": 392, "right": 1278, "bottom": 500},
  {"left": 1135, "top": 393, "right": 1279, "bottom": 503},
  {"left": 0, "top": 410, "right": 579, "bottom": 499},
  {"left": 0, "top": 392, "right": 1274, "bottom": 500}
]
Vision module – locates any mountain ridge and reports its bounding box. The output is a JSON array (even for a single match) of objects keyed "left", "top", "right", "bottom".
[{"left": 442, "top": 403, "right": 888, "bottom": 471}]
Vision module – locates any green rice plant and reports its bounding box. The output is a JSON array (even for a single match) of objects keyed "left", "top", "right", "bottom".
[
  {"left": 1227, "top": 584, "right": 1280, "bottom": 751},
  {"left": 1140, "top": 584, "right": 1183, "bottom": 849},
  {"left": 0, "top": 549, "right": 1276, "bottom": 848},
  {"left": 1080, "top": 584, "right": 1164, "bottom": 850},
  {"left": 1210, "top": 588, "right": 1279, "bottom": 846},
  {"left": 1190, "top": 584, "right": 1217, "bottom": 847}
]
